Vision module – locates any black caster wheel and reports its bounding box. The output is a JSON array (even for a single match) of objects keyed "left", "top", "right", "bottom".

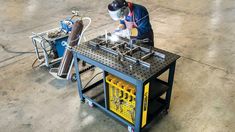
[
  {"left": 71, "top": 73, "right": 77, "bottom": 82},
  {"left": 80, "top": 99, "right": 85, "bottom": 104},
  {"left": 162, "top": 109, "right": 168, "bottom": 115}
]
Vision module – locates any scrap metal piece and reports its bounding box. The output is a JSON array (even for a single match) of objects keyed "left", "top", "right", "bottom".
[
  {"left": 141, "top": 52, "right": 154, "bottom": 61},
  {"left": 124, "top": 46, "right": 140, "bottom": 56},
  {"left": 111, "top": 42, "right": 126, "bottom": 50}
]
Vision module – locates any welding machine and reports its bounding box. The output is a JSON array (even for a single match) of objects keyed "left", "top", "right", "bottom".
[
  {"left": 30, "top": 14, "right": 78, "bottom": 67},
  {"left": 30, "top": 10, "right": 93, "bottom": 82}
]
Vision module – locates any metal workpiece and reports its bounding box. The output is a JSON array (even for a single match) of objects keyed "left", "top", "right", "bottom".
[{"left": 74, "top": 34, "right": 180, "bottom": 82}]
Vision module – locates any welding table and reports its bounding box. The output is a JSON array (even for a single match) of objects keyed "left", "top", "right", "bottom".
[{"left": 72, "top": 36, "right": 180, "bottom": 132}]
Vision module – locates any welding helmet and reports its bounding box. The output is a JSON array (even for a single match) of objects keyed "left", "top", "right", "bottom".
[{"left": 108, "top": 0, "right": 128, "bottom": 21}]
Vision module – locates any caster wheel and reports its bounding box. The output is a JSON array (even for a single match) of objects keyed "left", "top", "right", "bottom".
[
  {"left": 87, "top": 100, "right": 94, "bottom": 108},
  {"left": 165, "top": 110, "right": 169, "bottom": 115},
  {"left": 162, "top": 109, "right": 168, "bottom": 115},
  {"left": 80, "top": 99, "right": 85, "bottom": 104},
  {"left": 128, "top": 126, "right": 134, "bottom": 132},
  {"left": 71, "top": 73, "right": 77, "bottom": 82}
]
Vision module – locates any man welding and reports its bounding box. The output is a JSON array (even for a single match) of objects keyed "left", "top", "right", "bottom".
[{"left": 108, "top": 0, "right": 154, "bottom": 46}]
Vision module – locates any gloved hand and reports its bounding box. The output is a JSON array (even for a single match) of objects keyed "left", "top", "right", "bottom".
[
  {"left": 130, "top": 28, "right": 138, "bottom": 37},
  {"left": 122, "top": 28, "right": 138, "bottom": 38},
  {"left": 113, "top": 29, "right": 138, "bottom": 39},
  {"left": 114, "top": 27, "right": 121, "bottom": 33},
  {"left": 113, "top": 29, "right": 130, "bottom": 39},
  {"left": 114, "top": 24, "right": 125, "bottom": 33}
]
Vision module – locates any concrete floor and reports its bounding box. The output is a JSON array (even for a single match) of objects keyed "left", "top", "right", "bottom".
[{"left": 0, "top": 0, "right": 234, "bottom": 131}]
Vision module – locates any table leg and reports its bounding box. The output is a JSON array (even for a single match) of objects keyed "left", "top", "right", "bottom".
[
  {"left": 103, "top": 71, "right": 108, "bottom": 109},
  {"left": 166, "top": 61, "right": 176, "bottom": 109},
  {"left": 134, "top": 81, "right": 144, "bottom": 132},
  {"left": 73, "top": 52, "right": 85, "bottom": 101}
]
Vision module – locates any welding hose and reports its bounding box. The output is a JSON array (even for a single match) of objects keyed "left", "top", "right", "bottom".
[
  {"left": 64, "top": 17, "right": 92, "bottom": 50},
  {"left": 77, "top": 17, "right": 92, "bottom": 46}
]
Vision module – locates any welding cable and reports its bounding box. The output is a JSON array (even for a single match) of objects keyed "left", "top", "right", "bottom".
[
  {"left": 0, "top": 42, "right": 52, "bottom": 69},
  {"left": 1, "top": 32, "right": 52, "bottom": 54},
  {"left": 0, "top": 43, "right": 36, "bottom": 54},
  {"left": 83, "top": 72, "right": 103, "bottom": 89},
  {"left": 0, "top": 42, "right": 46, "bottom": 68},
  {"left": 0, "top": 40, "right": 52, "bottom": 69},
  {"left": 0, "top": 42, "right": 51, "bottom": 66},
  {"left": 31, "top": 57, "right": 45, "bottom": 69},
  {"left": 0, "top": 43, "right": 51, "bottom": 54}
]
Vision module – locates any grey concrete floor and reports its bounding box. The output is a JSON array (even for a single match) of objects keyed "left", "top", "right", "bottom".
[{"left": 0, "top": 0, "right": 234, "bottom": 132}]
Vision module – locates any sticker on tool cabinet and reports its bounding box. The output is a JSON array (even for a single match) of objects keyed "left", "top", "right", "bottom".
[{"left": 142, "top": 83, "right": 149, "bottom": 127}]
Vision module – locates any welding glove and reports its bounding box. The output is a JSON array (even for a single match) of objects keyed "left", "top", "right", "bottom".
[
  {"left": 125, "top": 29, "right": 131, "bottom": 38},
  {"left": 130, "top": 28, "right": 138, "bottom": 37},
  {"left": 114, "top": 29, "right": 130, "bottom": 39},
  {"left": 114, "top": 24, "right": 125, "bottom": 33},
  {"left": 123, "top": 28, "right": 138, "bottom": 39}
]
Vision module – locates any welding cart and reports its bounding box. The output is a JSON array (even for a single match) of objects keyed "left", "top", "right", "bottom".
[
  {"left": 72, "top": 34, "right": 180, "bottom": 132},
  {"left": 30, "top": 11, "right": 94, "bottom": 81}
]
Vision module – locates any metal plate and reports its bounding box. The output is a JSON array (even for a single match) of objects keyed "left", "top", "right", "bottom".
[{"left": 75, "top": 35, "right": 180, "bottom": 82}]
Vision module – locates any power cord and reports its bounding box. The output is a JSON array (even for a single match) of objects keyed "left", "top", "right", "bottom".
[
  {"left": 83, "top": 72, "right": 103, "bottom": 89},
  {"left": 0, "top": 43, "right": 51, "bottom": 54},
  {"left": 0, "top": 41, "right": 53, "bottom": 69},
  {"left": 0, "top": 43, "right": 36, "bottom": 54},
  {"left": 31, "top": 57, "right": 45, "bottom": 69}
]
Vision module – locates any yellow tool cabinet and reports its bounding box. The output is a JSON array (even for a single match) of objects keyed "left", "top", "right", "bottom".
[{"left": 106, "top": 74, "right": 150, "bottom": 127}]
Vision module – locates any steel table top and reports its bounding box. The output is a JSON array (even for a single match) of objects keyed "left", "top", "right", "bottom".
[{"left": 74, "top": 37, "right": 180, "bottom": 82}]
